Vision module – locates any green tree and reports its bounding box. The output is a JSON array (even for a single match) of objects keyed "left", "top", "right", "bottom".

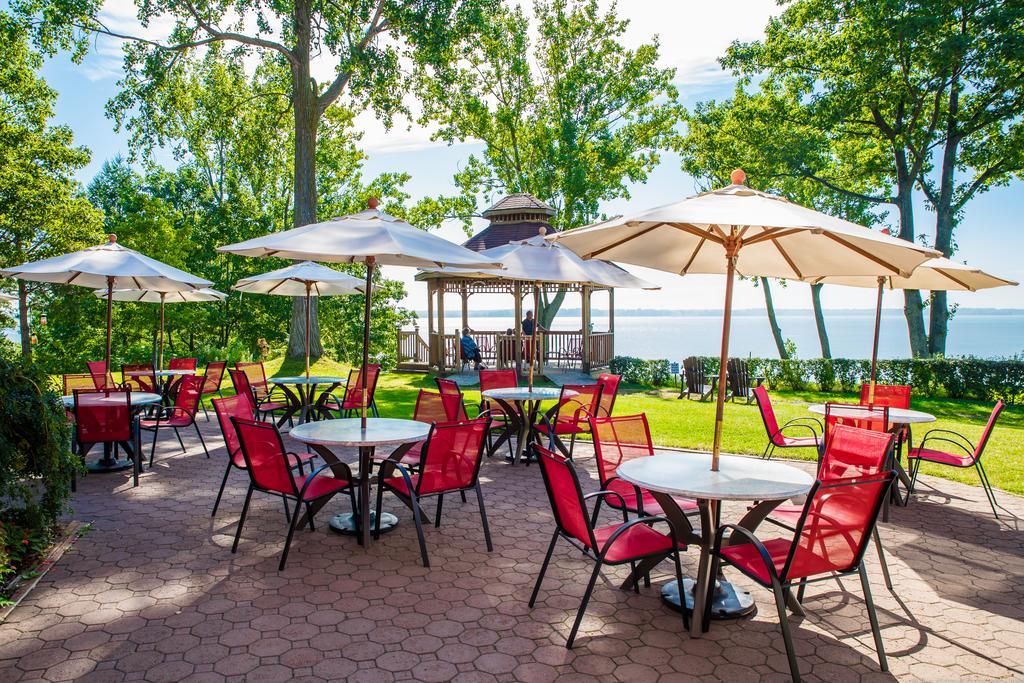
[
  {"left": 418, "top": 0, "right": 681, "bottom": 328},
  {"left": 15, "top": 0, "right": 495, "bottom": 359},
  {"left": 0, "top": 14, "right": 102, "bottom": 358},
  {"left": 723, "top": 0, "right": 1024, "bottom": 357}
]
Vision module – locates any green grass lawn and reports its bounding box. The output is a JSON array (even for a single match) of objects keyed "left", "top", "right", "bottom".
[{"left": 189, "top": 357, "right": 1024, "bottom": 497}]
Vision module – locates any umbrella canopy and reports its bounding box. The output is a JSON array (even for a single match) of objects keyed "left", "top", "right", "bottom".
[
  {"left": 218, "top": 199, "right": 502, "bottom": 426},
  {"left": 97, "top": 288, "right": 227, "bottom": 303},
  {"left": 233, "top": 261, "right": 364, "bottom": 379},
  {"left": 552, "top": 170, "right": 940, "bottom": 470},
  {"left": 231, "top": 261, "right": 365, "bottom": 296},
  {"left": 1, "top": 234, "right": 212, "bottom": 370}
]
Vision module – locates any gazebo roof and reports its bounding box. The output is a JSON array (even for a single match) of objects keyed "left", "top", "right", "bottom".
[
  {"left": 481, "top": 193, "right": 555, "bottom": 219},
  {"left": 462, "top": 221, "right": 551, "bottom": 253}
]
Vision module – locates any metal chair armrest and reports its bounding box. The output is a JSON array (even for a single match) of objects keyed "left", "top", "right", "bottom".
[
  {"left": 775, "top": 423, "right": 819, "bottom": 444},
  {"left": 917, "top": 435, "right": 975, "bottom": 459},
  {"left": 296, "top": 461, "right": 354, "bottom": 499},
  {"left": 712, "top": 523, "right": 782, "bottom": 584}
]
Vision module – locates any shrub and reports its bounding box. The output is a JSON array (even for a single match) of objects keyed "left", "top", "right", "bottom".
[{"left": 609, "top": 356, "right": 673, "bottom": 386}]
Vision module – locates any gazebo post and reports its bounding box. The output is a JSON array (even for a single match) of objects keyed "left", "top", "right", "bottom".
[
  {"left": 514, "top": 281, "right": 523, "bottom": 375},
  {"left": 608, "top": 288, "right": 615, "bottom": 358},
  {"left": 426, "top": 279, "right": 435, "bottom": 369},
  {"left": 460, "top": 284, "right": 469, "bottom": 331},
  {"left": 581, "top": 285, "right": 591, "bottom": 373},
  {"left": 437, "top": 283, "right": 446, "bottom": 374}
]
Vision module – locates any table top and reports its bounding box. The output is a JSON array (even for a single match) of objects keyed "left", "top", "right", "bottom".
[
  {"left": 272, "top": 376, "right": 347, "bottom": 385},
  {"left": 482, "top": 387, "right": 573, "bottom": 402},
  {"left": 62, "top": 392, "right": 163, "bottom": 408},
  {"left": 617, "top": 452, "right": 813, "bottom": 501},
  {"left": 125, "top": 369, "right": 194, "bottom": 377},
  {"left": 289, "top": 418, "right": 431, "bottom": 447},
  {"left": 807, "top": 403, "right": 936, "bottom": 424}
]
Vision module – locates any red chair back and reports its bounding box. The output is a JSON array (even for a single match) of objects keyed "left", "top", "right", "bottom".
[
  {"left": 86, "top": 361, "right": 116, "bottom": 389},
  {"left": 860, "top": 384, "right": 910, "bottom": 409},
  {"left": 74, "top": 388, "right": 132, "bottom": 443},
  {"left": 554, "top": 384, "right": 603, "bottom": 427},
  {"left": 235, "top": 362, "right": 269, "bottom": 397},
  {"left": 819, "top": 424, "right": 894, "bottom": 480},
  {"left": 535, "top": 445, "right": 598, "bottom": 550},
  {"left": 753, "top": 386, "right": 784, "bottom": 446},
  {"left": 343, "top": 364, "right": 381, "bottom": 410},
  {"left": 172, "top": 374, "right": 204, "bottom": 416},
  {"left": 416, "top": 418, "right": 491, "bottom": 496},
  {"left": 413, "top": 390, "right": 450, "bottom": 425},
  {"left": 122, "top": 363, "right": 157, "bottom": 393},
  {"left": 228, "top": 369, "right": 257, "bottom": 410},
  {"left": 590, "top": 414, "right": 654, "bottom": 487},
  {"left": 824, "top": 403, "right": 889, "bottom": 446},
  {"left": 434, "top": 378, "right": 468, "bottom": 420},
  {"left": 232, "top": 417, "right": 296, "bottom": 495},
  {"left": 972, "top": 400, "right": 1004, "bottom": 462},
  {"left": 595, "top": 373, "right": 621, "bottom": 417},
  {"left": 169, "top": 357, "right": 197, "bottom": 371},
  {"left": 781, "top": 472, "right": 895, "bottom": 582},
  {"left": 63, "top": 373, "right": 96, "bottom": 396},
  {"left": 202, "top": 361, "right": 227, "bottom": 395},
  {"left": 479, "top": 369, "right": 517, "bottom": 393},
  {"left": 213, "top": 394, "right": 253, "bottom": 459}
]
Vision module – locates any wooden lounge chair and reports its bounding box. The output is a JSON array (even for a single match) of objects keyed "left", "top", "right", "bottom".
[
  {"left": 727, "top": 358, "right": 764, "bottom": 404},
  {"left": 680, "top": 357, "right": 716, "bottom": 401}
]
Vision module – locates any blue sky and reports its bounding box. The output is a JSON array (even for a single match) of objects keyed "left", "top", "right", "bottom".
[{"left": 31, "top": 0, "right": 1024, "bottom": 314}]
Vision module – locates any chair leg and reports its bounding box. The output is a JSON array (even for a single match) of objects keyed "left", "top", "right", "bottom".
[
  {"left": 474, "top": 483, "right": 493, "bottom": 552},
  {"left": 873, "top": 528, "right": 894, "bottom": 591},
  {"left": 279, "top": 496, "right": 303, "bottom": 571},
  {"left": 796, "top": 579, "right": 807, "bottom": 604},
  {"left": 670, "top": 550, "right": 690, "bottom": 631},
  {"left": 589, "top": 496, "right": 603, "bottom": 528},
  {"left": 148, "top": 425, "right": 159, "bottom": 466},
  {"left": 173, "top": 427, "right": 186, "bottom": 453},
  {"left": 566, "top": 560, "right": 603, "bottom": 649},
  {"left": 859, "top": 563, "right": 888, "bottom": 672},
  {"left": 435, "top": 494, "right": 444, "bottom": 528},
  {"left": 305, "top": 502, "right": 315, "bottom": 531},
  {"left": 568, "top": 432, "right": 577, "bottom": 458},
  {"left": 202, "top": 402, "right": 210, "bottom": 421},
  {"left": 771, "top": 580, "right": 801, "bottom": 682},
  {"left": 460, "top": 490, "right": 467, "bottom": 503},
  {"left": 212, "top": 461, "right": 233, "bottom": 517},
  {"left": 194, "top": 423, "right": 210, "bottom": 458},
  {"left": 409, "top": 491, "right": 430, "bottom": 568},
  {"left": 282, "top": 497, "right": 292, "bottom": 525},
  {"left": 976, "top": 462, "right": 999, "bottom": 518},
  {"left": 232, "top": 485, "right": 254, "bottom": 553},
  {"left": 908, "top": 458, "right": 921, "bottom": 494},
  {"left": 530, "top": 531, "right": 559, "bottom": 607},
  {"left": 374, "top": 483, "right": 385, "bottom": 541}
]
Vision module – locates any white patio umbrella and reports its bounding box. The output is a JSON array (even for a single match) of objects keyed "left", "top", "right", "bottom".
[
  {"left": 218, "top": 200, "right": 502, "bottom": 425},
  {"left": 1, "top": 234, "right": 213, "bottom": 371},
  {"left": 806, "top": 257, "right": 1017, "bottom": 402},
  {"left": 94, "top": 287, "right": 227, "bottom": 370},
  {"left": 552, "top": 170, "right": 940, "bottom": 470},
  {"left": 232, "top": 261, "right": 364, "bottom": 378},
  {"left": 421, "top": 230, "right": 659, "bottom": 388}
]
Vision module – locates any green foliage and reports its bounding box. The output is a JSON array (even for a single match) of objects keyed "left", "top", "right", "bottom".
[
  {"left": 0, "top": 354, "right": 79, "bottom": 585},
  {"left": 609, "top": 356, "right": 671, "bottom": 387}
]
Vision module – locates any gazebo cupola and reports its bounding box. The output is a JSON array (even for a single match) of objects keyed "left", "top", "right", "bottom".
[{"left": 462, "top": 193, "right": 557, "bottom": 252}]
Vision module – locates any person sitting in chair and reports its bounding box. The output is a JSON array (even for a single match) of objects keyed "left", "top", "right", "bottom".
[{"left": 460, "top": 328, "right": 485, "bottom": 370}]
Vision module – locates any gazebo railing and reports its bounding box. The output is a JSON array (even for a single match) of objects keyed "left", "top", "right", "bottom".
[
  {"left": 397, "top": 327, "right": 430, "bottom": 365},
  {"left": 589, "top": 331, "right": 613, "bottom": 368},
  {"left": 422, "top": 330, "right": 613, "bottom": 372}
]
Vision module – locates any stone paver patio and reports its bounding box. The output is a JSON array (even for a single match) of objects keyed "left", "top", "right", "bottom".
[{"left": 1, "top": 415, "right": 1022, "bottom": 682}]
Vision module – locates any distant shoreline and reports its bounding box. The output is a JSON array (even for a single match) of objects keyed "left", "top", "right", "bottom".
[{"left": 413, "top": 307, "right": 1024, "bottom": 318}]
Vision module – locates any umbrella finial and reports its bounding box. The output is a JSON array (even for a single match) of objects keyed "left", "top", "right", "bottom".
[
  {"left": 367, "top": 196, "right": 379, "bottom": 209},
  {"left": 730, "top": 169, "right": 746, "bottom": 185},
  {"left": 107, "top": 233, "right": 117, "bottom": 243}
]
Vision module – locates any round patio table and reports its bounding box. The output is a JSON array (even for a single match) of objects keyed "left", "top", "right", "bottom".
[
  {"left": 481, "top": 387, "right": 574, "bottom": 464},
  {"left": 289, "top": 418, "right": 431, "bottom": 548},
  {"left": 63, "top": 391, "right": 163, "bottom": 472},
  {"left": 617, "top": 452, "right": 813, "bottom": 637},
  {"left": 125, "top": 369, "right": 195, "bottom": 403},
  {"left": 271, "top": 376, "right": 346, "bottom": 427}
]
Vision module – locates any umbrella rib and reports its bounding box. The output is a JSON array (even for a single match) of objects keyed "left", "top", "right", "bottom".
[
  {"left": 932, "top": 268, "right": 976, "bottom": 292},
  {"left": 584, "top": 223, "right": 668, "bottom": 259},
  {"left": 743, "top": 228, "right": 805, "bottom": 246},
  {"left": 710, "top": 224, "right": 729, "bottom": 241},
  {"left": 679, "top": 236, "right": 707, "bottom": 275},
  {"left": 822, "top": 232, "right": 906, "bottom": 276},
  {"left": 771, "top": 238, "right": 804, "bottom": 280},
  {"left": 670, "top": 223, "right": 725, "bottom": 244}
]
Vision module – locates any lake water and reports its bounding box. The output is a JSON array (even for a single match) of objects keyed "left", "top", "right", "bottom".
[{"left": 448, "top": 309, "right": 1024, "bottom": 360}]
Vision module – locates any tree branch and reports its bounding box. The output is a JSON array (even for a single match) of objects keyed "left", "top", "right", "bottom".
[
  {"left": 317, "top": 0, "right": 386, "bottom": 114},
  {"left": 800, "top": 170, "right": 892, "bottom": 204}
]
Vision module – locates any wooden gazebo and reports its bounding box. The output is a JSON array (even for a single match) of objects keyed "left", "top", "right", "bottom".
[{"left": 396, "top": 194, "right": 616, "bottom": 375}]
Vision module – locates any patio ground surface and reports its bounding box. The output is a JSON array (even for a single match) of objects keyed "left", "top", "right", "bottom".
[{"left": 1, "top": 416, "right": 1022, "bottom": 682}]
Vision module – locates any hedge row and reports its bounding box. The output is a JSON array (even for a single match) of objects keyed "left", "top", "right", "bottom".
[{"left": 609, "top": 355, "right": 1024, "bottom": 404}]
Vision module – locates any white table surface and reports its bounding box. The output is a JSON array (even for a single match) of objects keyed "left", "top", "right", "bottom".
[
  {"left": 272, "top": 376, "right": 346, "bottom": 385},
  {"left": 124, "top": 369, "right": 194, "bottom": 378},
  {"left": 289, "top": 418, "right": 431, "bottom": 448},
  {"left": 62, "top": 392, "right": 163, "bottom": 408},
  {"left": 807, "top": 403, "right": 935, "bottom": 425},
  {"left": 482, "top": 387, "right": 573, "bottom": 402},
  {"left": 617, "top": 452, "right": 813, "bottom": 502}
]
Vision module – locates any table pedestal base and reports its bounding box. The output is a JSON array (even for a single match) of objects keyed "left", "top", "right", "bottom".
[
  {"left": 329, "top": 511, "right": 398, "bottom": 536},
  {"left": 662, "top": 577, "right": 756, "bottom": 620},
  {"left": 87, "top": 458, "right": 135, "bottom": 473}
]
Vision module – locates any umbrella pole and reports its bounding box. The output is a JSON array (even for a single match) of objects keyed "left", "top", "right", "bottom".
[
  {"left": 868, "top": 277, "right": 884, "bottom": 405},
  {"left": 361, "top": 257, "right": 375, "bottom": 429},
  {"left": 158, "top": 293, "right": 165, "bottom": 371},
  {"left": 305, "top": 282, "right": 312, "bottom": 380},
  {"left": 105, "top": 276, "right": 114, "bottom": 374},
  {"left": 528, "top": 281, "right": 539, "bottom": 390},
  {"left": 711, "top": 241, "right": 740, "bottom": 472}
]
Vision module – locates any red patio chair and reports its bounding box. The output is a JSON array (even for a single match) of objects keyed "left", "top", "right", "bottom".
[
  {"left": 374, "top": 417, "right": 493, "bottom": 567},
  {"left": 589, "top": 414, "right": 699, "bottom": 525},
  {"left": 332, "top": 364, "right": 381, "bottom": 417},
  {"left": 530, "top": 444, "right": 688, "bottom": 648},
  {"left": 230, "top": 367, "right": 289, "bottom": 423},
  {"left": 168, "top": 357, "right": 198, "bottom": 371},
  {"left": 534, "top": 383, "right": 603, "bottom": 458},
  {"left": 211, "top": 394, "right": 316, "bottom": 517},
  {"left": 708, "top": 470, "right": 896, "bottom": 681},
  {"left": 86, "top": 360, "right": 118, "bottom": 389},
  {"left": 230, "top": 417, "right": 356, "bottom": 570},
  {"left": 824, "top": 402, "right": 889, "bottom": 444},
  {"left": 199, "top": 360, "right": 227, "bottom": 421},
  {"left": 909, "top": 400, "right": 1004, "bottom": 518},
  {"left": 478, "top": 369, "right": 517, "bottom": 457},
  {"left": 140, "top": 374, "right": 209, "bottom": 465},
  {"left": 595, "top": 373, "right": 621, "bottom": 417},
  {"left": 434, "top": 377, "right": 470, "bottom": 420},
  {"left": 73, "top": 388, "right": 140, "bottom": 486},
  {"left": 860, "top": 384, "right": 911, "bottom": 409},
  {"left": 122, "top": 363, "right": 157, "bottom": 393},
  {"left": 766, "top": 424, "right": 897, "bottom": 591},
  {"left": 377, "top": 389, "right": 451, "bottom": 471},
  {"left": 63, "top": 373, "right": 95, "bottom": 423},
  {"left": 753, "top": 386, "right": 821, "bottom": 460}
]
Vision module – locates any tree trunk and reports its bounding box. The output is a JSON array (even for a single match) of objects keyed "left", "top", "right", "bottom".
[
  {"left": 286, "top": 9, "right": 323, "bottom": 362},
  {"left": 893, "top": 167, "right": 928, "bottom": 357},
  {"left": 927, "top": 79, "right": 961, "bottom": 358},
  {"left": 538, "top": 287, "right": 567, "bottom": 330},
  {"left": 759, "top": 277, "right": 789, "bottom": 359},
  {"left": 18, "top": 280, "right": 30, "bottom": 358},
  {"left": 810, "top": 283, "right": 831, "bottom": 358}
]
